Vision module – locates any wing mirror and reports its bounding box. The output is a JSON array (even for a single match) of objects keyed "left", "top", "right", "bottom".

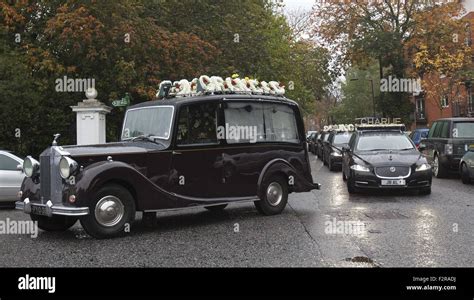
[
  {"left": 418, "top": 140, "right": 427, "bottom": 151},
  {"left": 342, "top": 146, "right": 351, "bottom": 153},
  {"left": 16, "top": 164, "right": 23, "bottom": 171}
]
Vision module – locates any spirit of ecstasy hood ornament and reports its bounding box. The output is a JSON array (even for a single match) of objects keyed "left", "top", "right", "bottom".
[{"left": 52, "top": 133, "right": 61, "bottom": 146}]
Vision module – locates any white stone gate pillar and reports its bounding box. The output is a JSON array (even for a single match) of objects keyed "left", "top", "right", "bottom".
[{"left": 71, "top": 89, "right": 112, "bottom": 145}]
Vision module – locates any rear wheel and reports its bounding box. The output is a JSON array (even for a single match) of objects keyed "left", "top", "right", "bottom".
[
  {"left": 31, "top": 214, "right": 77, "bottom": 232},
  {"left": 461, "top": 163, "right": 471, "bottom": 184},
  {"left": 205, "top": 204, "right": 228, "bottom": 212},
  {"left": 432, "top": 155, "right": 448, "bottom": 178},
  {"left": 80, "top": 184, "right": 136, "bottom": 239},
  {"left": 254, "top": 176, "right": 288, "bottom": 216}
]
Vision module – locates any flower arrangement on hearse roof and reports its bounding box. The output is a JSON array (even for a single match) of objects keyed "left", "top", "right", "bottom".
[{"left": 156, "top": 74, "right": 286, "bottom": 99}]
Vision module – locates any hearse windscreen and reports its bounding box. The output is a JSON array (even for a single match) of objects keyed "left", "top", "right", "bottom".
[{"left": 122, "top": 106, "right": 174, "bottom": 140}]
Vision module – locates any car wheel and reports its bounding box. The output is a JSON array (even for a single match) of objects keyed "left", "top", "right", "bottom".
[
  {"left": 80, "top": 184, "right": 136, "bottom": 239},
  {"left": 419, "top": 187, "right": 432, "bottom": 195},
  {"left": 254, "top": 175, "right": 288, "bottom": 216},
  {"left": 461, "top": 163, "right": 471, "bottom": 184},
  {"left": 31, "top": 214, "right": 77, "bottom": 232},
  {"left": 347, "top": 177, "right": 357, "bottom": 194},
  {"left": 205, "top": 204, "right": 228, "bottom": 211},
  {"left": 432, "top": 155, "right": 448, "bottom": 178}
]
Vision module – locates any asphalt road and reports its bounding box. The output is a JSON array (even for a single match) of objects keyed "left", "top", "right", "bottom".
[{"left": 0, "top": 153, "right": 473, "bottom": 267}]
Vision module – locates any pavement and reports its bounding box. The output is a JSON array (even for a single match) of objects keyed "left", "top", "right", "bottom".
[{"left": 0, "top": 153, "right": 473, "bottom": 267}]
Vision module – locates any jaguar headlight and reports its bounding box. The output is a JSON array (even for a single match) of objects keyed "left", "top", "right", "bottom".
[
  {"left": 416, "top": 163, "right": 431, "bottom": 172},
  {"left": 350, "top": 164, "right": 370, "bottom": 172},
  {"left": 23, "top": 156, "right": 40, "bottom": 178},
  {"left": 59, "top": 156, "right": 78, "bottom": 179}
]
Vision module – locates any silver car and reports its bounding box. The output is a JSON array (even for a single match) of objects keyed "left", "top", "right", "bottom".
[{"left": 0, "top": 150, "right": 25, "bottom": 203}]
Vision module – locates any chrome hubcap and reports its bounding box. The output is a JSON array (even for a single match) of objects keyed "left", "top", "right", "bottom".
[
  {"left": 266, "top": 182, "right": 283, "bottom": 207},
  {"left": 94, "top": 196, "right": 125, "bottom": 227}
]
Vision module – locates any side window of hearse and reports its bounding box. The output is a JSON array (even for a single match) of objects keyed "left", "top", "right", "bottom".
[
  {"left": 263, "top": 103, "right": 299, "bottom": 143},
  {"left": 176, "top": 102, "right": 218, "bottom": 145},
  {"left": 223, "top": 102, "right": 265, "bottom": 144},
  {"left": 223, "top": 102, "right": 299, "bottom": 144}
]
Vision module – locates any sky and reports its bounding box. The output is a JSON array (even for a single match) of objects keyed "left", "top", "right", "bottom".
[{"left": 282, "top": 0, "right": 315, "bottom": 12}]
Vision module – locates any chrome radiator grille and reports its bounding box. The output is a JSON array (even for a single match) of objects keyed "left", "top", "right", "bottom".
[
  {"left": 40, "top": 155, "right": 51, "bottom": 201},
  {"left": 375, "top": 166, "right": 410, "bottom": 178}
]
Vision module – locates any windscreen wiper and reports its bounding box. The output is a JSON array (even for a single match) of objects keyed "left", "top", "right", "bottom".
[{"left": 130, "top": 134, "right": 163, "bottom": 145}]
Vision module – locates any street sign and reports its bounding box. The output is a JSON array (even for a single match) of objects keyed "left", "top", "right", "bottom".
[{"left": 112, "top": 93, "right": 131, "bottom": 107}]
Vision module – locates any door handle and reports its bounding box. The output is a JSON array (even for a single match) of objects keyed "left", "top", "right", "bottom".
[{"left": 172, "top": 151, "right": 182, "bottom": 155}]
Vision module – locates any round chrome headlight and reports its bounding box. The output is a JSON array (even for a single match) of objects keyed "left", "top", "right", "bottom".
[
  {"left": 59, "top": 156, "right": 78, "bottom": 179},
  {"left": 23, "top": 156, "right": 40, "bottom": 178}
]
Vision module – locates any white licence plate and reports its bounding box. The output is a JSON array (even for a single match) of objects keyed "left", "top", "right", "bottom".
[{"left": 381, "top": 179, "right": 406, "bottom": 186}]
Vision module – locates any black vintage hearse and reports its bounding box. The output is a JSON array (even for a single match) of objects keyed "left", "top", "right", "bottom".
[{"left": 16, "top": 93, "right": 320, "bottom": 238}]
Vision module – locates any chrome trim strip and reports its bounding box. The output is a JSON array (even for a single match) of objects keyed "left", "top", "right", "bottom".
[
  {"left": 15, "top": 199, "right": 89, "bottom": 217},
  {"left": 375, "top": 167, "right": 412, "bottom": 179},
  {"left": 143, "top": 197, "right": 259, "bottom": 213}
]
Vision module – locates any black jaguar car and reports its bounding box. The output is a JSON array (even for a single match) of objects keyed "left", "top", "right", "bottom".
[
  {"left": 16, "top": 93, "right": 321, "bottom": 238},
  {"left": 323, "top": 130, "right": 353, "bottom": 171},
  {"left": 342, "top": 125, "right": 432, "bottom": 194}
]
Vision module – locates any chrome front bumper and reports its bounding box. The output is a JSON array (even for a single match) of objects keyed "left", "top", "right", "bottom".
[{"left": 15, "top": 198, "right": 89, "bottom": 217}]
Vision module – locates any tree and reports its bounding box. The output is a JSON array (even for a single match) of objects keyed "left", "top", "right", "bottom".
[
  {"left": 409, "top": 3, "right": 473, "bottom": 116},
  {"left": 310, "top": 0, "right": 466, "bottom": 123},
  {"left": 330, "top": 62, "right": 381, "bottom": 124}
]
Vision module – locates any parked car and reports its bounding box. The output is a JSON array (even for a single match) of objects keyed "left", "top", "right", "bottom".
[
  {"left": 308, "top": 132, "right": 318, "bottom": 154},
  {"left": 323, "top": 130, "right": 353, "bottom": 171},
  {"left": 316, "top": 131, "right": 329, "bottom": 160},
  {"left": 419, "top": 118, "right": 474, "bottom": 178},
  {"left": 0, "top": 150, "right": 25, "bottom": 205},
  {"left": 342, "top": 124, "right": 432, "bottom": 195},
  {"left": 16, "top": 94, "right": 321, "bottom": 238},
  {"left": 460, "top": 146, "right": 474, "bottom": 184},
  {"left": 409, "top": 128, "right": 429, "bottom": 149}
]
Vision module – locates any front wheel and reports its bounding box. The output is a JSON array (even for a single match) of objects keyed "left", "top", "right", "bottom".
[
  {"left": 254, "top": 176, "right": 288, "bottom": 216},
  {"left": 80, "top": 184, "right": 136, "bottom": 239},
  {"left": 461, "top": 163, "right": 471, "bottom": 184},
  {"left": 31, "top": 214, "right": 77, "bottom": 232}
]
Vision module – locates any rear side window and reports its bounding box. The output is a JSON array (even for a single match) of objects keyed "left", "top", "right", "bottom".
[
  {"left": 177, "top": 102, "right": 218, "bottom": 145},
  {"left": 224, "top": 102, "right": 299, "bottom": 144},
  {"left": 453, "top": 122, "right": 474, "bottom": 138},
  {"left": 263, "top": 103, "right": 299, "bottom": 143}
]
